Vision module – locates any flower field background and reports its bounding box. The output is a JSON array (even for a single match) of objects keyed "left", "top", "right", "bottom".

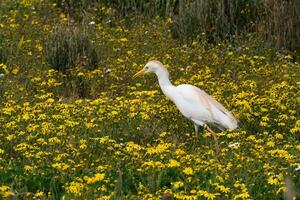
[{"left": 0, "top": 0, "right": 300, "bottom": 199}]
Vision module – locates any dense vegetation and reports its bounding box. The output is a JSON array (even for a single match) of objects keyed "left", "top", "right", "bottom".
[{"left": 0, "top": 0, "right": 299, "bottom": 199}]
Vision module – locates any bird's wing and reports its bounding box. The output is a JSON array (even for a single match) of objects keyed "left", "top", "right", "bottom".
[
  {"left": 177, "top": 84, "right": 210, "bottom": 111},
  {"left": 176, "top": 84, "right": 224, "bottom": 114},
  {"left": 194, "top": 86, "right": 233, "bottom": 117},
  {"left": 176, "top": 84, "right": 237, "bottom": 129}
]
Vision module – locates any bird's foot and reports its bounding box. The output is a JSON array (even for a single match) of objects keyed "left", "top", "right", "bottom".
[{"left": 205, "top": 124, "right": 220, "bottom": 153}]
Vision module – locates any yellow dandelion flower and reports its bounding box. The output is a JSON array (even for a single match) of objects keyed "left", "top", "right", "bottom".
[
  {"left": 172, "top": 181, "right": 184, "bottom": 189},
  {"left": 0, "top": 185, "right": 14, "bottom": 198},
  {"left": 34, "top": 191, "right": 44, "bottom": 198},
  {"left": 267, "top": 176, "right": 279, "bottom": 185},
  {"left": 24, "top": 165, "right": 33, "bottom": 173},
  {"left": 86, "top": 173, "right": 105, "bottom": 184},
  {"left": 6, "top": 134, "right": 16, "bottom": 141},
  {"left": 66, "top": 180, "right": 85, "bottom": 196},
  {"left": 266, "top": 141, "right": 275, "bottom": 147},
  {"left": 183, "top": 167, "right": 194, "bottom": 175},
  {"left": 167, "top": 159, "right": 181, "bottom": 168},
  {"left": 119, "top": 38, "right": 128, "bottom": 42}
]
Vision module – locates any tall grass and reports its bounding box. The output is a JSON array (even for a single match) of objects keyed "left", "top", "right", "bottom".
[
  {"left": 48, "top": 0, "right": 300, "bottom": 51},
  {"left": 101, "top": 0, "right": 178, "bottom": 17},
  {"left": 262, "top": 0, "right": 300, "bottom": 52},
  {"left": 100, "top": 0, "right": 300, "bottom": 52},
  {"left": 0, "top": 34, "right": 7, "bottom": 64},
  {"left": 171, "top": 0, "right": 261, "bottom": 42},
  {"left": 50, "top": 0, "right": 97, "bottom": 19}
]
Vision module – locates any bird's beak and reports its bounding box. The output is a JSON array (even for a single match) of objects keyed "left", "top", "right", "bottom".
[{"left": 133, "top": 68, "right": 146, "bottom": 78}]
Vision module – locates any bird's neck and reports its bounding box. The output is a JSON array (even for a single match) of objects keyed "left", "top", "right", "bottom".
[
  {"left": 157, "top": 73, "right": 172, "bottom": 87},
  {"left": 156, "top": 70, "right": 176, "bottom": 100}
]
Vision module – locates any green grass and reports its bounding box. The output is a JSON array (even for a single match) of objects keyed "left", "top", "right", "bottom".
[{"left": 0, "top": 0, "right": 299, "bottom": 199}]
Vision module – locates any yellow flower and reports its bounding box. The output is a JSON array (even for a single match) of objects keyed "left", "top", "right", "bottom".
[
  {"left": 59, "top": 13, "right": 67, "bottom": 22},
  {"left": 214, "top": 184, "right": 230, "bottom": 193},
  {"left": 119, "top": 38, "right": 128, "bottom": 42},
  {"left": 85, "top": 173, "right": 105, "bottom": 184},
  {"left": 77, "top": 72, "right": 84, "bottom": 76},
  {"left": 0, "top": 63, "right": 9, "bottom": 74},
  {"left": 85, "top": 122, "right": 93, "bottom": 129},
  {"left": 34, "top": 191, "right": 44, "bottom": 198},
  {"left": 0, "top": 185, "right": 14, "bottom": 198},
  {"left": 6, "top": 134, "right": 16, "bottom": 141},
  {"left": 143, "top": 161, "right": 165, "bottom": 169},
  {"left": 146, "top": 143, "right": 172, "bottom": 155},
  {"left": 52, "top": 162, "right": 69, "bottom": 171},
  {"left": 267, "top": 176, "right": 279, "bottom": 185},
  {"left": 46, "top": 98, "right": 55, "bottom": 104},
  {"left": 12, "top": 67, "right": 19, "bottom": 75},
  {"left": 198, "top": 190, "right": 219, "bottom": 200},
  {"left": 183, "top": 167, "right": 194, "bottom": 175},
  {"left": 233, "top": 192, "right": 250, "bottom": 200},
  {"left": 266, "top": 141, "right": 275, "bottom": 147},
  {"left": 175, "top": 149, "right": 186, "bottom": 156},
  {"left": 167, "top": 159, "right": 181, "bottom": 168},
  {"left": 24, "top": 165, "right": 33, "bottom": 173},
  {"left": 275, "top": 133, "right": 283, "bottom": 139},
  {"left": 66, "top": 180, "right": 85, "bottom": 196},
  {"left": 172, "top": 181, "right": 184, "bottom": 189},
  {"left": 227, "top": 51, "right": 233, "bottom": 56}
]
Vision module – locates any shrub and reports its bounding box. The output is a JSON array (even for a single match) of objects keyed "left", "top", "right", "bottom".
[
  {"left": 170, "top": 0, "right": 262, "bottom": 42},
  {"left": 262, "top": 0, "right": 300, "bottom": 52},
  {"left": 44, "top": 25, "right": 99, "bottom": 73}
]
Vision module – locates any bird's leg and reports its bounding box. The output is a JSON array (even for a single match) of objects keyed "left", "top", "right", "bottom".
[
  {"left": 205, "top": 124, "right": 219, "bottom": 150},
  {"left": 207, "top": 126, "right": 217, "bottom": 142},
  {"left": 194, "top": 124, "right": 199, "bottom": 137}
]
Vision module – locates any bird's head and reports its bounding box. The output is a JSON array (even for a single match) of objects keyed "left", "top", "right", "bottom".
[{"left": 133, "top": 60, "right": 168, "bottom": 78}]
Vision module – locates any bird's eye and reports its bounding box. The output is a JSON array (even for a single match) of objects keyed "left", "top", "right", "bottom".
[{"left": 145, "top": 66, "right": 149, "bottom": 70}]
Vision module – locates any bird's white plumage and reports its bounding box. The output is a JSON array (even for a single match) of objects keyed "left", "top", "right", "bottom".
[
  {"left": 175, "top": 84, "right": 238, "bottom": 130},
  {"left": 134, "top": 60, "right": 238, "bottom": 133}
]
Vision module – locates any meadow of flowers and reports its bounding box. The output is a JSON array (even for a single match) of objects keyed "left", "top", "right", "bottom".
[{"left": 0, "top": 0, "right": 299, "bottom": 199}]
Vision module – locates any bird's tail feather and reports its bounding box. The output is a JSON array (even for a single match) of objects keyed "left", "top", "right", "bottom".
[{"left": 211, "top": 105, "right": 238, "bottom": 130}]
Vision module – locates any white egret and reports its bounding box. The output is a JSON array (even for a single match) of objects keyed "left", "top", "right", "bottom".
[{"left": 133, "top": 60, "right": 238, "bottom": 143}]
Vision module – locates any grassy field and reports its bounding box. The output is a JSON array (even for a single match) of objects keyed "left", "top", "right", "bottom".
[{"left": 0, "top": 0, "right": 299, "bottom": 199}]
